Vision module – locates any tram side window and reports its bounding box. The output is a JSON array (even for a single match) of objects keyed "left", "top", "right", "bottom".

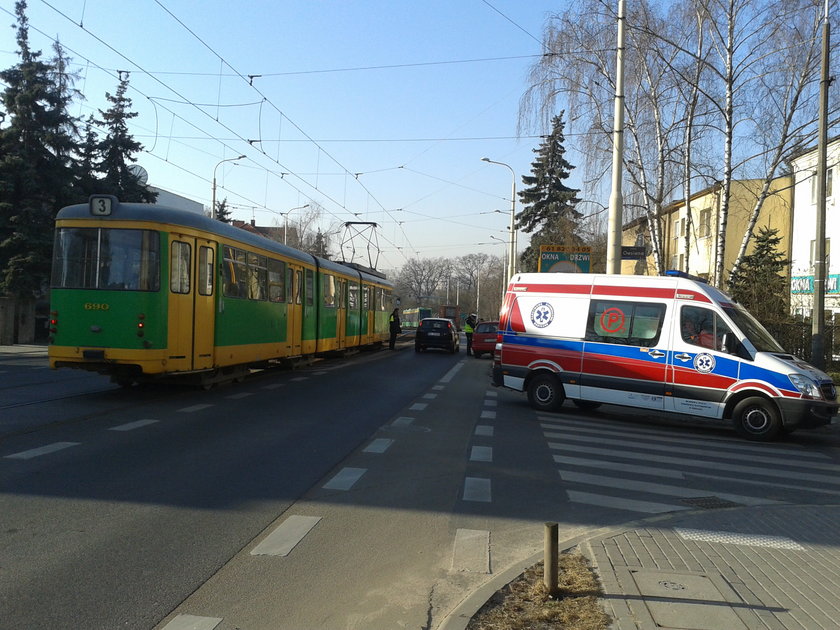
[
  {"left": 295, "top": 270, "right": 303, "bottom": 305},
  {"left": 268, "top": 259, "right": 286, "bottom": 303},
  {"left": 222, "top": 246, "right": 247, "bottom": 298},
  {"left": 305, "top": 269, "right": 314, "bottom": 306},
  {"left": 248, "top": 253, "right": 267, "bottom": 300},
  {"left": 362, "top": 286, "right": 370, "bottom": 311},
  {"left": 199, "top": 246, "right": 214, "bottom": 296},
  {"left": 348, "top": 282, "right": 359, "bottom": 309},
  {"left": 323, "top": 274, "right": 336, "bottom": 308},
  {"left": 170, "top": 241, "right": 191, "bottom": 294},
  {"left": 51, "top": 227, "right": 160, "bottom": 291}
]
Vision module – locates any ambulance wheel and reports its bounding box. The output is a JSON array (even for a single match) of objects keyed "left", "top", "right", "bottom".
[
  {"left": 572, "top": 400, "right": 601, "bottom": 411},
  {"left": 732, "top": 396, "right": 781, "bottom": 441},
  {"left": 527, "top": 373, "right": 565, "bottom": 412}
]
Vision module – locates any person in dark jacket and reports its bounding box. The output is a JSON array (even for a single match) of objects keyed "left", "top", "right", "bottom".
[{"left": 389, "top": 308, "right": 402, "bottom": 350}]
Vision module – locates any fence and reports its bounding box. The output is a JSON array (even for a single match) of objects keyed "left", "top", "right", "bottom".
[{"left": 764, "top": 321, "right": 840, "bottom": 369}]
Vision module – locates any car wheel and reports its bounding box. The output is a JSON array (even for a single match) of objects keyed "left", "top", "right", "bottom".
[
  {"left": 526, "top": 372, "right": 565, "bottom": 412},
  {"left": 732, "top": 396, "right": 781, "bottom": 441}
]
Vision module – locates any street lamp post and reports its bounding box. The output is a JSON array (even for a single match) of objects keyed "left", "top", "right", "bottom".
[
  {"left": 481, "top": 158, "right": 516, "bottom": 285},
  {"left": 212, "top": 155, "right": 246, "bottom": 220},
  {"left": 283, "top": 204, "right": 310, "bottom": 245},
  {"left": 489, "top": 234, "right": 508, "bottom": 294}
]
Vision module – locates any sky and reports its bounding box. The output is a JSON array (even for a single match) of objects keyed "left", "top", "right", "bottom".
[{"left": 0, "top": 0, "right": 588, "bottom": 271}]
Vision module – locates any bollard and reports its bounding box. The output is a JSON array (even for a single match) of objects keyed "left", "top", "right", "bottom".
[{"left": 544, "top": 522, "right": 559, "bottom": 597}]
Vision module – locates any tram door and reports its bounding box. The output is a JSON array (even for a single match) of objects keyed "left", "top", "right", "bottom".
[
  {"left": 336, "top": 278, "right": 347, "bottom": 350},
  {"left": 287, "top": 264, "right": 303, "bottom": 355},
  {"left": 167, "top": 236, "right": 215, "bottom": 371}
]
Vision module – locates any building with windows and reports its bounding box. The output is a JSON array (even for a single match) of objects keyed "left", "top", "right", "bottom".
[
  {"left": 620, "top": 178, "right": 792, "bottom": 283},
  {"left": 788, "top": 138, "right": 840, "bottom": 319}
]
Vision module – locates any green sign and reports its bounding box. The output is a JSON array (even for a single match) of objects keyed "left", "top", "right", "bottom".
[{"left": 539, "top": 246, "right": 591, "bottom": 273}]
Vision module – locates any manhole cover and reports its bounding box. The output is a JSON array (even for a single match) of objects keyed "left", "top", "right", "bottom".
[{"left": 681, "top": 496, "right": 741, "bottom": 509}]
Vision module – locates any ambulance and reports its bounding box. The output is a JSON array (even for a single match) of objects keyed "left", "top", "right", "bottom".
[{"left": 492, "top": 271, "right": 837, "bottom": 440}]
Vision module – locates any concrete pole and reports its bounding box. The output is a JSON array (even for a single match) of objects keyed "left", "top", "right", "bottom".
[
  {"left": 606, "top": 0, "right": 626, "bottom": 274},
  {"left": 812, "top": 0, "right": 830, "bottom": 369}
]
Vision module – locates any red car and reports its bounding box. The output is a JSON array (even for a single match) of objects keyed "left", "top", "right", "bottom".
[{"left": 470, "top": 321, "right": 499, "bottom": 359}]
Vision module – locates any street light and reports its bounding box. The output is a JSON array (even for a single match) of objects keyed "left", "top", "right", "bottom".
[
  {"left": 481, "top": 157, "right": 516, "bottom": 285},
  {"left": 282, "top": 204, "right": 309, "bottom": 245},
  {"left": 212, "top": 155, "right": 246, "bottom": 220}
]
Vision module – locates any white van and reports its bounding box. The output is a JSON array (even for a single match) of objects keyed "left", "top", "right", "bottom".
[{"left": 492, "top": 271, "right": 837, "bottom": 440}]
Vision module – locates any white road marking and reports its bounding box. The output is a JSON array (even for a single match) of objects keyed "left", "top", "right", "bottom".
[
  {"left": 452, "top": 529, "right": 490, "bottom": 573},
  {"left": 5, "top": 442, "right": 80, "bottom": 460},
  {"left": 161, "top": 614, "right": 223, "bottom": 630},
  {"left": 553, "top": 454, "right": 685, "bottom": 479},
  {"left": 463, "top": 477, "right": 492, "bottom": 502},
  {"left": 409, "top": 402, "right": 428, "bottom": 411},
  {"left": 392, "top": 417, "right": 414, "bottom": 428},
  {"left": 475, "top": 425, "right": 494, "bottom": 437},
  {"left": 485, "top": 390, "right": 498, "bottom": 397},
  {"left": 226, "top": 392, "right": 253, "bottom": 399},
  {"left": 566, "top": 490, "right": 688, "bottom": 514},
  {"left": 439, "top": 362, "right": 464, "bottom": 383},
  {"left": 547, "top": 442, "right": 840, "bottom": 485},
  {"left": 483, "top": 399, "right": 497, "bottom": 407},
  {"left": 178, "top": 404, "right": 213, "bottom": 413},
  {"left": 433, "top": 385, "right": 445, "bottom": 390},
  {"left": 364, "top": 438, "right": 394, "bottom": 454},
  {"left": 262, "top": 383, "right": 285, "bottom": 389},
  {"left": 109, "top": 419, "right": 158, "bottom": 432},
  {"left": 480, "top": 410, "right": 496, "bottom": 420},
  {"left": 423, "top": 393, "right": 438, "bottom": 399},
  {"left": 470, "top": 446, "right": 493, "bottom": 463},
  {"left": 323, "top": 467, "right": 366, "bottom": 491},
  {"left": 559, "top": 470, "right": 777, "bottom": 506},
  {"left": 313, "top": 371, "right": 328, "bottom": 376},
  {"left": 250, "top": 515, "right": 322, "bottom": 556},
  {"left": 290, "top": 377, "right": 308, "bottom": 382},
  {"left": 675, "top": 528, "right": 804, "bottom": 550}
]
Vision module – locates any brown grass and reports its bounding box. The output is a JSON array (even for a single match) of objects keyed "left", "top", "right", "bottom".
[{"left": 466, "top": 551, "right": 611, "bottom": 630}]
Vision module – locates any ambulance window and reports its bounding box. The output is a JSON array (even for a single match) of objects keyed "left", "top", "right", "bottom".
[
  {"left": 681, "top": 305, "right": 732, "bottom": 351},
  {"left": 588, "top": 300, "right": 666, "bottom": 347}
]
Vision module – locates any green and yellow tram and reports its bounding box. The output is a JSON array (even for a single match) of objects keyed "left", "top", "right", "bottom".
[{"left": 48, "top": 195, "right": 393, "bottom": 386}]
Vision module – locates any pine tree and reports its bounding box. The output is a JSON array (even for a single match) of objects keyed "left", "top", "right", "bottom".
[
  {"left": 516, "top": 112, "right": 582, "bottom": 234},
  {"left": 727, "top": 226, "right": 790, "bottom": 324},
  {"left": 215, "top": 198, "right": 232, "bottom": 223},
  {"left": 96, "top": 74, "right": 156, "bottom": 203},
  {"left": 0, "top": 1, "right": 81, "bottom": 297}
]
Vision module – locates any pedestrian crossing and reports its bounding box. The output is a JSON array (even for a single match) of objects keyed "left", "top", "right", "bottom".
[{"left": 541, "top": 414, "right": 840, "bottom": 515}]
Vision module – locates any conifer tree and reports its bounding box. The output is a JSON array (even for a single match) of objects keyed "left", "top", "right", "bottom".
[
  {"left": 516, "top": 112, "right": 583, "bottom": 271},
  {"left": 0, "top": 1, "right": 80, "bottom": 297},
  {"left": 215, "top": 198, "right": 232, "bottom": 223},
  {"left": 727, "top": 226, "right": 790, "bottom": 324},
  {"left": 96, "top": 74, "right": 156, "bottom": 203}
]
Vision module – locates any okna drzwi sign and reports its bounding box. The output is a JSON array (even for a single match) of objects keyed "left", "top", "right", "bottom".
[
  {"left": 791, "top": 274, "right": 840, "bottom": 294},
  {"left": 539, "top": 245, "right": 591, "bottom": 273}
]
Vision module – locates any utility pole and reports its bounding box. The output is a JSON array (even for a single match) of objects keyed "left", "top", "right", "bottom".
[
  {"left": 812, "top": 0, "right": 830, "bottom": 369},
  {"left": 606, "top": 0, "right": 626, "bottom": 274}
]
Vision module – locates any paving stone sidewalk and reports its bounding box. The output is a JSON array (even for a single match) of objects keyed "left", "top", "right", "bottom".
[{"left": 588, "top": 504, "right": 840, "bottom": 630}]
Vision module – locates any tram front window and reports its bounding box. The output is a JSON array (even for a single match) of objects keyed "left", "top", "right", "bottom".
[{"left": 51, "top": 227, "right": 160, "bottom": 291}]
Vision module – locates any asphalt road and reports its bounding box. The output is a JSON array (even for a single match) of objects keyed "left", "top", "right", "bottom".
[{"left": 3, "top": 342, "right": 840, "bottom": 630}]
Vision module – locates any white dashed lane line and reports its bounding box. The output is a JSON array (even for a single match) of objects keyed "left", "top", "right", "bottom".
[
  {"left": 392, "top": 416, "right": 414, "bottom": 428},
  {"left": 480, "top": 410, "right": 496, "bottom": 419},
  {"left": 470, "top": 446, "right": 493, "bottom": 463},
  {"left": 474, "top": 425, "right": 494, "bottom": 437},
  {"left": 363, "top": 438, "right": 394, "bottom": 454},
  {"left": 160, "top": 614, "right": 222, "bottom": 630},
  {"left": 108, "top": 419, "right": 159, "bottom": 432},
  {"left": 323, "top": 467, "right": 366, "bottom": 491},
  {"left": 4, "top": 442, "right": 80, "bottom": 460},
  {"left": 226, "top": 392, "right": 253, "bottom": 399},
  {"left": 250, "top": 515, "right": 322, "bottom": 557},
  {"left": 463, "top": 477, "right": 492, "bottom": 502},
  {"left": 178, "top": 404, "right": 214, "bottom": 413}
]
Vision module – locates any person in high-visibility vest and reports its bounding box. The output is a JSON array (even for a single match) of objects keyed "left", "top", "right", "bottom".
[
  {"left": 389, "top": 308, "right": 402, "bottom": 350},
  {"left": 464, "top": 313, "right": 477, "bottom": 356}
]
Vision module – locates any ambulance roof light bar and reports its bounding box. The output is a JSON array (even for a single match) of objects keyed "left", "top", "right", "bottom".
[{"left": 664, "top": 269, "right": 709, "bottom": 283}]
